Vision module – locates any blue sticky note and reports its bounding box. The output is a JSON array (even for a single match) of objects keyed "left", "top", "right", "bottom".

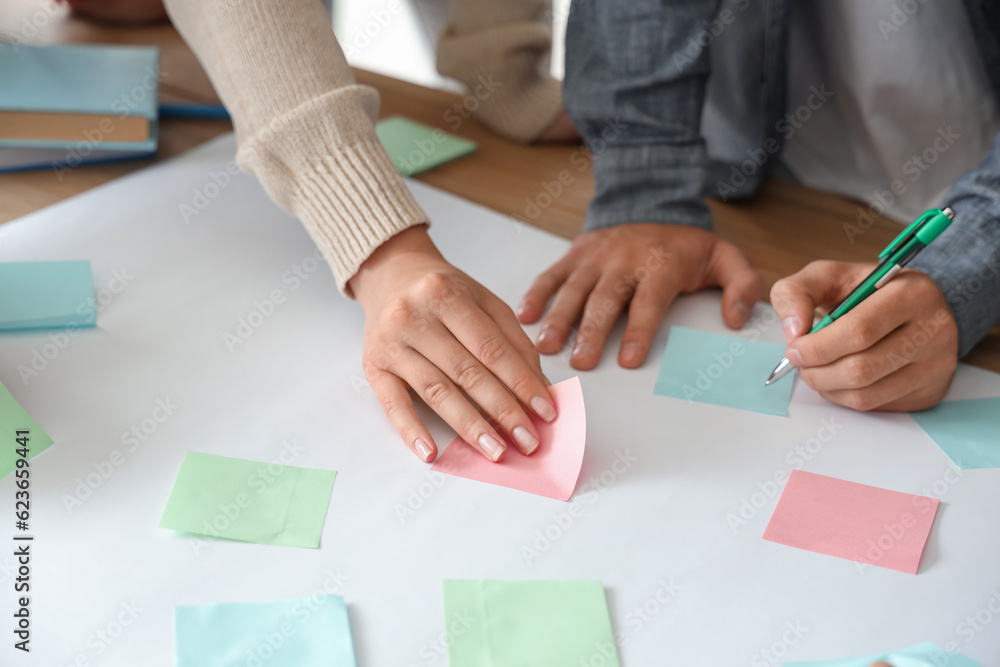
[
  {"left": 0, "top": 261, "right": 96, "bottom": 331},
  {"left": 910, "top": 398, "right": 1000, "bottom": 469},
  {"left": 174, "top": 595, "right": 357, "bottom": 667},
  {"left": 654, "top": 326, "right": 794, "bottom": 416},
  {"left": 784, "top": 641, "right": 982, "bottom": 666}
]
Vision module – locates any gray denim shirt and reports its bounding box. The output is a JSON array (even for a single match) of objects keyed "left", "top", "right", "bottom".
[{"left": 563, "top": 0, "right": 1000, "bottom": 357}]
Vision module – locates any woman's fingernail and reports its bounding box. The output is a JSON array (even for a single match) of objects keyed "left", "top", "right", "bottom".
[
  {"left": 788, "top": 347, "right": 804, "bottom": 367},
  {"left": 621, "top": 341, "right": 643, "bottom": 364},
  {"left": 516, "top": 299, "right": 529, "bottom": 318},
  {"left": 782, "top": 316, "right": 801, "bottom": 342},
  {"left": 414, "top": 438, "right": 434, "bottom": 462},
  {"left": 531, "top": 396, "right": 557, "bottom": 422},
  {"left": 478, "top": 433, "right": 506, "bottom": 462},
  {"left": 572, "top": 337, "right": 592, "bottom": 359},
  {"left": 512, "top": 426, "right": 539, "bottom": 455}
]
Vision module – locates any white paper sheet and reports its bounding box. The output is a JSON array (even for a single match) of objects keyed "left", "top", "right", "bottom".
[{"left": 1, "top": 134, "right": 998, "bottom": 665}]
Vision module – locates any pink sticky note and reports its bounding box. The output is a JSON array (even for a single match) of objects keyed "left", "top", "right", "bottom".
[
  {"left": 431, "top": 377, "right": 586, "bottom": 501},
  {"left": 762, "top": 470, "right": 939, "bottom": 574}
]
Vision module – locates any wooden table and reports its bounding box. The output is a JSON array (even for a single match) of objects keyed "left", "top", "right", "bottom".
[{"left": 3, "top": 2, "right": 998, "bottom": 372}]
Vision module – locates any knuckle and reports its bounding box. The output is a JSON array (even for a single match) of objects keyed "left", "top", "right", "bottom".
[
  {"left": 454, "top": 360, "right": 487, "bottom": 392},
  {"left": 507, "top": 374, "right": 537, "bottom": 400},
  {"left": 379, "top": 395, "right": 404, "bottom": 421},
  {"left": 492, "top": 403, "right": 523, "bottom": 428},
  {"left": 476, "top": 333, "right": 506, "bottom": 366},
  {"left": 845, "top": 356, "right": 874, "bottom": 388},
  {"left": 849, "top": 390, "right": 880, "bottom": 412},
  {"left": 382, "top": 297, "right": 416, "bottom": 328},
  {"left": 846, "top": 316, "right": 876, "bottom": 349},
  {"left": 422, "top": 380, "right": 451, "bottom": 408}
]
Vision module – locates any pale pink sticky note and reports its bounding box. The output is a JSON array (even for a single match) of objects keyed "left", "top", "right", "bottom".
[
  {"left": 762, "top": 470, "right": 939, "bottom": 574},
  {"left": 431, "top": 377, "right": 586, "bottom": 501}
]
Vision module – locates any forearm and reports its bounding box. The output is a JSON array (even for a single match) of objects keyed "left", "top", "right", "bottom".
[
  {"left": 564, "top": 0, "right": 722, "bottom": 232},
  {"left": 909, "top": 132, "right": 1000, "bottom": 356},
  {"left": 164, "top": 0, "right": 427, "bottom": 293},
  {"left": 436, "top": 0, "right": 561, "bottom": 143}
]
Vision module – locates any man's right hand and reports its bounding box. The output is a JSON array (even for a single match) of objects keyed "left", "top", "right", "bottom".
[{"left": 350, "top": 226, "right": 556, "bottom": 464}]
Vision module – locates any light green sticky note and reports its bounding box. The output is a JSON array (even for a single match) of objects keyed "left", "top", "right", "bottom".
[
  {"left": 175, "top": 595, "right": 357, "bottom": 667},
  {"left": 376, "top": 116, "right": 476, "bottom": 176},
  {"left": 0, "top": 380, "right": 54, "bottom": 479},
  {"left": 442, "top": 579, "right": 620, "bottom": 667},
  {"left": 654, "top": 326, "right": 794, "bottom": 416},
  {"left": 910, "top": 397, "right": 1000, "bottom": 469},
  {"left": 159, "top": 452, "right": 337, "bottom": 548}
]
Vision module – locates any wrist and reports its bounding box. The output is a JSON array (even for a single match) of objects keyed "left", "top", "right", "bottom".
[{"left": 348, "top": 225, "right": 441, "bottom": 303}]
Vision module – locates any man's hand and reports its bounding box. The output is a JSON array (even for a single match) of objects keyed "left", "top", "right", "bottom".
[
  {"left": 350, "top": 227, "right": 556, "bottom": 463},
  {"left": 772, "top": 261, "right": 959, "bottom": 412},
  {"left": 517, "top": 224, "right": 762, "bottom": 369}
]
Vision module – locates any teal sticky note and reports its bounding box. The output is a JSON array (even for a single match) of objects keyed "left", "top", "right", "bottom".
[
  {"left": 784, "top": 641, "right": 982, "bottom": 666},
  {"left": 0, "top": 380, "right": 54, "bottom": 479},
  {"left": 442, "top": 579, "right": 620, "bottom": 667},
  {"left": 376, "top": 116, "right": 476, "bottom": 176},
  {"left": 175, "top": 595, "right": 357, "bottom": 667},
  {"left": 0, "top": 261, "right": 96, "bottom": 331},
  {"left": 654, "top": 326, "right": 794, "bottom": 416},
  {"left": 910, "top": 397, "right": 1000, "bottom": 469}
]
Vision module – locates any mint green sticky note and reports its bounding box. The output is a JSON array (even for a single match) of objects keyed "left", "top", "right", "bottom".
[
  {"left": 159, "top": 452, "right": 337, "bottom": 548},
  {"left": 784, "top": 641, "right": 983, "bottom": 666},
  {"left": 0, "top": 261, "right": 96, "bottom": 331},
  {"left": 910, "top": 397, "right": 1000, "bottom": 469},
  {"left": 442, "top": 579, "right": 620, "bottom": 667},
  {"left": 175, "top": 595, "right": 357, "bottom": 667},
  {"left": 654, "top": 326, "right": 794, "bottom": 416},
  {"left": 376, "top": 116, "right": 476, "bottom": 176},
  {"left": 0, "top": 380, "right": 54, "bottom": 479}
]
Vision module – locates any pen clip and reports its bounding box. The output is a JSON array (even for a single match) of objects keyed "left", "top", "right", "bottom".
[{"left": 878, "top": 210, "right": 936, "bottom": 260}]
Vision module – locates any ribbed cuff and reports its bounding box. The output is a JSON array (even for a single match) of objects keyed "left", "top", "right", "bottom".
[{"left": 238, "top": 85, "right": 428, "bottom": 295}]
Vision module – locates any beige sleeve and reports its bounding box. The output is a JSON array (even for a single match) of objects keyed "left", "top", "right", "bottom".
[
  {"left": 436, "top": 0, "right": 562, "bottom": 144},
  {"left": 163, "top": 0, "right": 428, "bottom": 294}
]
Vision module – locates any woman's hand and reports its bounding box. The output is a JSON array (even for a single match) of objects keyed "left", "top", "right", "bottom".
[
  {"left": 772, "top": 261, "right": 959, "bottom": 412},
  {"left": 350, "top": 226, "right": 556, "bottom": 463}
]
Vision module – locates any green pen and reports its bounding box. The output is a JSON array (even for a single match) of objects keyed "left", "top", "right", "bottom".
[{"left": 765, "top": 206, "right": 955, "bottom": 385}]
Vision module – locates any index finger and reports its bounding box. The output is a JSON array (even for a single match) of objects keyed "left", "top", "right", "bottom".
[
  {"left": 788, "top": 285, "right": 908, "bottom": 368},
  {"left": 440, "top": 304, "right": 558, "bottom": 423}
]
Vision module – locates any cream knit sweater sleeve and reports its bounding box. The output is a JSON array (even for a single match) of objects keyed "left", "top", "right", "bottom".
[{"left": 163, "top": 0, "right": 428, "bottom": 294}]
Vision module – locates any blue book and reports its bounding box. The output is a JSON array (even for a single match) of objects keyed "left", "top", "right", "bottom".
[{"left": 0, "top": 43, "right": 159, "bottom": 174}]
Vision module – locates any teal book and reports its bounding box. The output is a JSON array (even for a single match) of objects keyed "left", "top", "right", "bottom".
[{"left": 0, "top": 43, "right": 159, "bottom": 173}]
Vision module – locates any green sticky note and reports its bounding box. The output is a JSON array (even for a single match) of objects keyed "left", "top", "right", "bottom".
[
  {"left": 910, "top": 397, "right": 1000, "bottom": 469},
  {"left": 784, "top": 641, "right": 983, "bottom": 666},
  {"left": 0, "top": 261, "right": 96, "bottom": 331},
  {"left": 654, "top": 326, "right": 794, "bottom": 416},
  {"left": 376, "top": 116, "right": 476, "bottom": 176},
  {"left": 442, "top": 579, "right": 620, "bottom": 667},
  {"left": 175, "top": 595, "right": 357, "bottom": 667},
  {"left": 159, "top": 452, "right": 337, "bottom": 548},
  {"left": 0, "top": 380, "right": 54, "bottom": 479}
]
